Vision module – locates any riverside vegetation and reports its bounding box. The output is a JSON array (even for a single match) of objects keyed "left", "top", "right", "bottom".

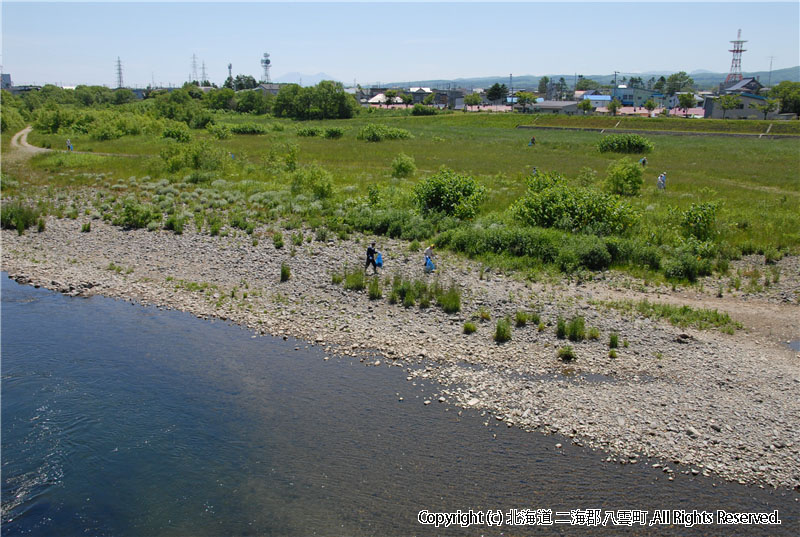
[
  {"left": 2, "top": 83, "right": 800, "bottom": 490},
  {"left": 3, "top": 83, "right": 798, "bottom": 284}
]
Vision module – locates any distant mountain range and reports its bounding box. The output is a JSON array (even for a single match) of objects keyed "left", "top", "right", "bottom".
[{"left": 380, "top": 66, "right": 800, "bottom": 90}]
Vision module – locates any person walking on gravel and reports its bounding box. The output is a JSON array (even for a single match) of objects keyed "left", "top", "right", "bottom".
[{"left": 365, "top": 242, "right": 378, "bottom": 274}]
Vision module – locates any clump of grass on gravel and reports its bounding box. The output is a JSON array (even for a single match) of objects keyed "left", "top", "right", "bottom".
[{"left": 596, "top": 298, "right": 742, "bottom": 334}]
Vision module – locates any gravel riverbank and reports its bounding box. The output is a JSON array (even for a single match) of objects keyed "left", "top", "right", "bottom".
[{"left": 3, "top": 216, "right": 799, "bottom": 491}]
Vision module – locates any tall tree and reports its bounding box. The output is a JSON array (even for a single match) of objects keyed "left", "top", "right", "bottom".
[
  {"left": 769, "top": 81, "right": 800, "bottom": 114},
  {"left": 577, "top": 99, "right": 593, "bottom": 115},
  {"left": 750, "top": 98, "right": 779, "bottom": 120},
  {"left": 463, "top": 93, "right": 482, "bottom": 110},
  {"left": 537, "top": 76, "right": 549, "bottom": 95},
  {"left": 516, "top": 91, "right": 535, "bottom": 112},
  {"left": 717, "top": 95, "right": 741, "bottom": 119},
  {"left": 678, "top": 93, "right": 696, "bottom": 116},
  {"left": 607, "top": 98, "right": 621, "bottom": 116},
  {"left": 486, "top": 83, "right": 508, "bottom": 104},
  {"left": 575, "top": 77, "right": 599, "bottom": 91},
  {"left": 643, "top": 99, "right": 657, "bottom": 114},
  {"left": 653, "top": 76, "right": 666, "bottom": 92},
  {"left": 665, "top": 71, "right": 694, "bottom": 96},
  {"left": 383, "top": 89, "right": 398, "bottom": 106}
]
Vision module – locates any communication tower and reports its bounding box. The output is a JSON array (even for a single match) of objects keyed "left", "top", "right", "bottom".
[
  {"left": 191, "top": 53, "right": 199, "bottom": 82},
  {"left": 260, "top": 53, "right": 271, "bottom": 83},
  {"left": 724, "top": 29, "right": 747, "bottom": 85},
  {"left": 228, "top": 63, "right": 233, "bottom": 79},
  {"left": 201, "top": 61, "right": 208, "bottom": 83},
  {"left": 115, "top": 57, "right": 124, "bottom": 88}
]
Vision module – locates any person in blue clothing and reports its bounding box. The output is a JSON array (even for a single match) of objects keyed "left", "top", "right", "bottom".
[
  {"left": 365, "top": 242, "right": 378, "bottom": 274},
  {"left": 423, "top": 244, "right": 436, "bottom": 273}
]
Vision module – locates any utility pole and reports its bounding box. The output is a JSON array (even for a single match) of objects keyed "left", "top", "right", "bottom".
[
  {"left": 767, "top": 56, "right": 775, "bottom": 87},
  {"left": 614, "top": 71, "right": 619, "bottom": 87},
  {"left": 115, "top": 57, "right": 124, "bottom": 89}
]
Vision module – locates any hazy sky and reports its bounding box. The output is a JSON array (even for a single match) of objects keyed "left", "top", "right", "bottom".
[{"left": 2, "top": 1, "right": 798, "bottom": 87}]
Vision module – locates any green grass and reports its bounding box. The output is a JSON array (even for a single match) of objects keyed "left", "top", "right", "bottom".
[
  {"left": 598, "top": 298, "right": 743, "bottom": 333},
  {"left": 494, "top": 318, "right": 512, "bottom": 343},
  {"left": 9, "top": 111, "right": 799, "bottom": 282}
]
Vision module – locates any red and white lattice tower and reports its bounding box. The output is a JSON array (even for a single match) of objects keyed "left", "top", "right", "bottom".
[{"left": 724, "top": 29, "right": 747, "bottom": 85}]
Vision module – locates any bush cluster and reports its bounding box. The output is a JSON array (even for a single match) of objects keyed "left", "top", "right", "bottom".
[
  {"left": 411, "top": 103, "right": 436, "bottom": 116},
  {"left": 113, "top": 199, "right": 161, "bottom": 229},
  {"left": 290, "top": 164, "right": 334, "bottom": 200},
  {"left": 605, "top": 157, "right": 644, "bottom": 196},
  {"left": 229, "top": 123, "right": 267, "bottom": 135},
  {"left": 511, "top": 171, "right": 638, "bottom": 235},
  {"left": 390, "top": 153, "right": 417, "bottom": 178},
  {"left": 1, "top": 202, "right": 40, "bottom": 235},
  {"left": 296, "top": 126, "right": 322, "bottom": 137},
  {"left": 414, "top": 167, "right": 486, "bottom": 219},
  {"left": 356, "top": 123, "right": 413, "bottom": 142},
  {"left": 597, "top": 133, "right": 654, "bottom": 154}
]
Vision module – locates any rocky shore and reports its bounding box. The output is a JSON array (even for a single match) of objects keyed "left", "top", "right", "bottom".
[{"left": 2, "top": 216, "right": 799, "bottom": 491}]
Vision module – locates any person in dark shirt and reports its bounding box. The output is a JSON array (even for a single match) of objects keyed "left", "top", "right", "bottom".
[{"left": 365, "top": 242, "right": 378, "bottom": 274}]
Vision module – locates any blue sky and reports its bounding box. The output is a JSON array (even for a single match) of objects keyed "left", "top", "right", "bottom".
[{"left": 2, "top": 1, "right": 798, "bottom": 87}]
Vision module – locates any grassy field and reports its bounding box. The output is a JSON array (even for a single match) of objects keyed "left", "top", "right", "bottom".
[{"left": 5, "top": 112, "right": 800, "bottom": 280}]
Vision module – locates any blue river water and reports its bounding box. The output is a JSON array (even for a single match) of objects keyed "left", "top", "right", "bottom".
[{"left": 1, "top": 274, "right": 797, "bottom": 536}]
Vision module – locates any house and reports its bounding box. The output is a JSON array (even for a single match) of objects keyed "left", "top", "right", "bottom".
[
  {"left": 703, "top": 92, "right": 779, "bottom": 119},
  {"left": 367, "top": 93, "right": 403, "bottom": 105},
  {"left": 531, "top": 100, "right": 579, "bottom": 115},
  {"left": 256, "top": 83, "right": 282, "bottom": 96},
  {"left": 1, "top": 73, "right": 12, "bottom": 90},
  {"left": 720, "top": 77, "right": 763, "bottom": 95},
  {"left": 585, "top": 94, "right": 611, "bottom": 108},
  {"left": 611, "top": 86, "right": 660, "bottom": 107},
  {"left": 409, "top": 87, "right": 433, "bottom": 104}
]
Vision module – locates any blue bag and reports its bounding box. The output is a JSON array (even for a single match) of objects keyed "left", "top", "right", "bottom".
[
  {"left": 376, "top": 253, "right": 383, "bottom": 268},
  {"left": 425, "top": 257, "right": 435, "bottom": 272}
]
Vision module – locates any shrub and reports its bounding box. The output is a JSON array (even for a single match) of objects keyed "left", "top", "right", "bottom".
[
  {"left": 411, "top": 103, "right": 436, "bottom": 116},
  {"left": 114, "top": 199, "right": 161, "bottom": 229},
  {"left": 331, "top": 272, "right": 343, "bottom": 285},
  {"left": 356, "top": 123, "right": 413, "bottom": 142},
  {"left": 273, "top": 231, "right": 284, "bottom": 249},
  {"left": 297, "top": 126, "right": 321, "bottom": 137},
  {"left": 1, "top": 202, "right": 40, "bottom": 234},
  {"left": 162, "top": 122, "right": 192, "bottom": 143},
  {"left": 368, "top": 277, "right": 382, "bottom": 300},
  {"left": 609, "top": 333, "right": 619, "bottom": 349},
  {"left": 463, "top": 321, "right": 477, "bottom": 334},
  {"left": 230, "top": 123, "right": 267, "bottom": 135},
  {"left": 81, "top": 222, "right": 91, "bottom": 233},
  {"left": 558, "top": 345, "right": 577, "bottom": 361},
  {"left": 414, "top": 167, "right": 486, "bottom": 219},
  {"left": 588, "top": 327, "right": 600, "bottom": 340},
  {"left": 515, "top": 311, "right": 529, "bottom": 327},
  {"left": 344, "top": 267, "right": 366, "bottom": 291},
  {"left": 390, "top": 152, "right": 417, "bottom": 178},
  {"left": 291, "top": 164, "right": 333, "bottom": 199},
  {"left": 556, "top": 317, "right": 567, "bottom": 339},
  {"left": 511, "top": 171, "right": 637, "bottom": 235},
  {"left": 679, "top": 202, "right": 718, "bottom": 241},
  {"left": 315, "top": 227, "right": 329, "bottom": 242},
  {"left": 494, "top": 318, "right": 512, "bottom": 343},
  {"left": 207, "top": 123, "right": 231, "bottom": 140},
  {"left": 597, "top": 133, "right": 654, "bottom": 154},
  {"left": 605, "top": 157, "right": 644, "bottom": 196},
  {"left": 567, "top": 316, "right": 586, "bottom": 342},
  {"left": 280, "top": 262, "right": 291, "bottom": 282},
  {"left": 164, "top": 213, "right": 185, "bottom": 234},
  {"left": 324, "top": 127, "right": 344, "bottom": 139},
  {"left": 437, "top": 284, "right": 461, "bottom": 313}
]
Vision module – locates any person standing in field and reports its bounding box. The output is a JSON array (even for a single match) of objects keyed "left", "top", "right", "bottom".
[
  {"left": 639, "top": 156, "right": 647, "bottom": 167},
  {"left": 66, "top": 139, "right": 72, "bottom": 151},
  {"left": 365, "top": 242, "right": 378, "bottom": 274},
  {"left": 529, "top": 136, "right": 536, "bottom": 146},
  {"left": 423, "top": 244, "right": 436, "bottom": 273}
]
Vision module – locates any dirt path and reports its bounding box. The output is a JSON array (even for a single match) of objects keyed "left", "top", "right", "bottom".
[{"left": 8, "top": 126, "right": 138, "bottom": 159}]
